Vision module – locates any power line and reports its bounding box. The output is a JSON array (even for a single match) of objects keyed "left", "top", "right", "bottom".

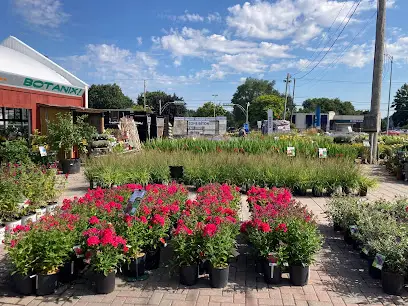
[
  {"left": 292, "top": 1, "right": 348, "bottom": 76},
  {"left": 296, "top": 0, "right": 363, "bottom": 80},
  {"left": 296, "top": 10, "right": 377, "bottom": 88}
]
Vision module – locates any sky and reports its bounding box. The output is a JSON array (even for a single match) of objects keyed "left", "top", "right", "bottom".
[{"left": 1, "top": 0, "right": 408, "bottom": 115}]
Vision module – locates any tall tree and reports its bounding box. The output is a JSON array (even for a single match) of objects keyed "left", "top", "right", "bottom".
[
  {"left": 137, "top": 91, "right": 186, "bottom": 121},
  {"left": 391, "top": 84, "right": 408, "bottom": 127},
  {"left": 88, "top": 84, "right": 134, "bottom": 109},
  {"left": 301, "top": 98, "right": 358, "bottom": 115},
  {"left": 248, "top": 95, "right": 285, "bottom": 126},
  {"left": 194, "top": 102, "right": 228, "bottom": 117},
  {"left": 231, "top": 78, "right": 279, "bottom": 126}
]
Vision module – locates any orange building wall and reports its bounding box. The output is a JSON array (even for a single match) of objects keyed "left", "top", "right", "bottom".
[{"left": 0, "top": 84, "right": 84, "bottom": 132}]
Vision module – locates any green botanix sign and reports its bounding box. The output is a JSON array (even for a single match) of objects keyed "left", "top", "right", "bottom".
[{"left": 23, "top": 78, "right": 83, "bottom": 96}]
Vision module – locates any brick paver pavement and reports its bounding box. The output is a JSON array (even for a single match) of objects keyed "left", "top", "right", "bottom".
[{"left": 0, "top": 165, "right": 407, "bottom": 305}]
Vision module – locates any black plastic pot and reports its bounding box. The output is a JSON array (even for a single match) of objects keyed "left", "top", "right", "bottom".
[
  {"left": 333, "top": 222, "right": 342, "bottom": 232},
  {"left": 169, "top": 166, "right": 184, "bottom": 181},
  {"left": 262, "top": 261, "right": 282, "bottom": 284},
  {"left": 352, "top": 239, "right": 362, "bottom": 251},
  {"left": 382, "top": 270, "right": 404, "bottom": 295},
  {"left": 293, "top": 187, "right": 307, "bottom": 196},
  {"left": 180, "top": 264, "right": 198, "bottom": 286},
  {"left": 123, "top": 255, "right": 146, "bottom": 278},
  {"left": 289, "top": 265, "right": 309, "bottom": 286},
  {"left": 199, "top": 260, "right": 210, "bottom": 275},
  {"left": 145, "top": 248, "right": 161, "bottom": 270},
  {"left": 94, "top": 271, "right": 115, "bottom": 294},
  {"left": 359, "top": 187, "right": 368, "bottom": 197},
  {"left": 36, "top": 273, "right": 58, "bottom": 296},
  {"left": 312, "top": 187, "right": 324, "bottom": 197},
  {"left": 210, "top": 265, "right": 229, "bottom": 288},
  {"left": 60, "top": 159, "right": 81, "bottom": 174},
  {"left": 12, "top": 273, "right": 34, "bottom": 295},
  {"left": 255, "top": 256, "right": 263, "bottom": 274},
  {"left": 59, "top": 261, "right": 78, "bottom": 283},
  {"left": 344, "top": 230, "right": 353, "bottom": 245},
  {"left": 368, "top": 258, "right": 382, "bottom": 279}
]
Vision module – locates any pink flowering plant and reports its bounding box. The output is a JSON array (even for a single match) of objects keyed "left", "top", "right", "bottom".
[
  {"left": 171, "top": 218, "right": 202, "bottom": 266},
  {"left": 82, "top": 224, "right": 128, "bottom": 276},
  {"left": 4, "top": 225, "right": 36, "bottom": 275},
  {"left": 116, "top": 214, "right": 149, "bottom": 259}
]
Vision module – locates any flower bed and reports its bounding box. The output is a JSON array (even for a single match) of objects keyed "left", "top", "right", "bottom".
[
  {"left": 85, "top": 150, "right": 374, "bottom": 195},
  {"left": 327, "top": 197, "right": 408, "bottom": 295},
  {"left": 241, "top": 187, "right": 322, "bottom": 286}
]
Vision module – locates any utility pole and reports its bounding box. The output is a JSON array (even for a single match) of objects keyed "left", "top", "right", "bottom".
[
  {"left": 369, "top": 0, "right": 386, "bottom": 164},
  {"left": 283, "top": 73, "right": 291, "bottom": 120},
  {"left": 212, "top": 94, "right": 218, "bottom": 118},
  {"left": 290, "top": 78, "right": 296, "bottom": 123},
  {"left": 143, "top": 80, "right": 147, "bottom": 111},
  {"left": 246, "top": 102, "right": 250, "bottom": 126},
  {"left": 386, "top": 55, "right": 394, "bottom": 134}
]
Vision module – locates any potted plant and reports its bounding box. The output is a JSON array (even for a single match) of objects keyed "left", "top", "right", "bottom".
[
  {"left": 0, "top": 178, "right": 24, "bottom": 228},
  {"left": 30, "top": 216, "right": 76, "bottom": 295},
  {"left": 286, "top": 216, "right": 322, "bottom": 286},
  {"left": 4, "top": 225, "right": 35, "bottom": 295},
  {"left": 119, "top": 215, "right": 148, "bottom": 279},
  {"left": 370, "top": 234, "right": 408, "bottom": 295},
  {"left": 47, "top": 113, "right": 95, "bottom": 174},
  {"left": 171, "top": 220, "right": 200, "bottom": 286},
  {"left": 201, "top": 221, "right": 238, "bottom": 288},
  {"left": 245, "top": 219, "right": 287, "bottom": 284},
  {"left": 82, "top": 226, "right": 127, "bottom": 294},
  {"left": 141, "top": 214, "right": 168, "bottom": 270}
]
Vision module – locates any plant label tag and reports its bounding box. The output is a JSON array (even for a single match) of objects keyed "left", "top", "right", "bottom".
[
  {"left": 129, "top": 190, "right": 146, "bottom": 204},
  {"left": 362, "top": 247, "right": 369, "bottom": 255},
  {"left": 35, "top": 208, "right": 44, "bottom": 219},
  {"left": 318, "top": 148, "right": 327, "bottom": 158},
  {"left": 274, "top": 137, "right": 279, "bottom": 141},
  {"left": 349, "top": 225, "right": 358, "bottom": 235},
  {"left": 71, "top": 261, "right": 74, "bottom": 275},
  {"left": 372, "top": 253, "right": 385, "bottom": 270},
  {"left": 39, "top": 146, "right": 47, "bottom": 157},
  {"left": 283, "top": 262, "right": 289, "bottom": 267},
  {"left": 269, "top": 262, "right": 277, "bottom": 277},
  {"left": 363, "top": 141, "right": 370, "bottom": 147},
  {"left": 287, "top": 147, "right": 295, "bottom": 157}
]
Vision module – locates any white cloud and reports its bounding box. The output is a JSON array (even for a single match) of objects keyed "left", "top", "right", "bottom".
[
  {"left": 207, "top": 12, "right": 222, "bottom": 23},
  {"left": 219, "top": 54, "right": 268, "bottom": 73},
  {"left": 173, "top": 59, "right": 182, "bottom": 67},
  {"left": 169, "top": 11, "right": 222, "bottom": 23},
  {"left": 156, "top": 27, "right": 292, "bottom": 59},
  {"left": 14, "top": 0, "right": 69, "bottom": 29},
  {"left": 386, "top": 37, "right": 408, "bottom": 63},
  {"left": 226, "top": 0, "right": 379, "bottom": 43},
  {"left": 137, "top": 37, "right": 143, "bottom": 45},
  {"left": 337, "top": 44, "right": 372, "bottom": 68}
]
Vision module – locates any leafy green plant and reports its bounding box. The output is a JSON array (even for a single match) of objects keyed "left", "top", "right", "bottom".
[{"left": 0, "top": 139, "right": 30, "bottom": 164}]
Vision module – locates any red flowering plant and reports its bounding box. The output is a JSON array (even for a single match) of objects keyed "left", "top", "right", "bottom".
[
  {"left": 115, "top": 214, "right": 149, "bottom": 261},
  {"left": 82, "top": 224, "right": 128, "bottom": 276},
  {"left": 171, "top": 217, "right": 202, "bottom": 267},
  {"left": 247, "top": 186, "right": 292, "bottom": 211},
  {"left": 200, "top": 218, "right": 239, "bottom": 269},
  {"left": 196, "top": 183, "right": 241, "bottom": 211},
  {"left": 18, "top": 214, "right": 76, "bottom": 274},
  {"left": 4, "top": 224, "right": 36, "bottom": 276}
]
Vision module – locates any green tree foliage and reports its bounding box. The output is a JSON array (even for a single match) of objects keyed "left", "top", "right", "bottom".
[
  {"left": 88, "top": 84, "right": 134, "bottom": 109},
  {"left": 231, "top": 78, "right": 279, "bottom": 125},
  {"left": 300, "top": 98, "right": 359, "bottom": 115},
  {"left": 137, "top": 91, "right": 186, "bottom": 121},
  {"left": 248, "top": 95, "right": 285, "bottom": 126},
  {"left": 194, "top": 102, "right": 228, "bottom": 117},
  {"left": 391, "top": 84, "right": 408, "bottom": 127}
]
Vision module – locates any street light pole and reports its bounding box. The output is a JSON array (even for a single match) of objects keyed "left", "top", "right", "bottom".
[
  {"left": 212, "top": 94, "right": 218, "bottom": 118},
  {"left": 246, "top": 102, "right": 250, "bottom": 125},
  {"left": 159, "top": 99, "right": 162, "bottom": 116}
]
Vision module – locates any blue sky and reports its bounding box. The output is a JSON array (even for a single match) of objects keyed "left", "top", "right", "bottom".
[{"left": 1, "top": 0, "right": 408, "bottom": 114}]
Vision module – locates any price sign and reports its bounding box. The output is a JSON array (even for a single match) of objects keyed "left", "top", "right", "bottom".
[
  {"left": 318, "top": 148, "right": 327, "bottom": 158},
  {"left": 287, "top": 147, "right": 295, "bottom": 157},
  {"left": 39, "top": 146, "right": 47, "bottom": 157}
]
